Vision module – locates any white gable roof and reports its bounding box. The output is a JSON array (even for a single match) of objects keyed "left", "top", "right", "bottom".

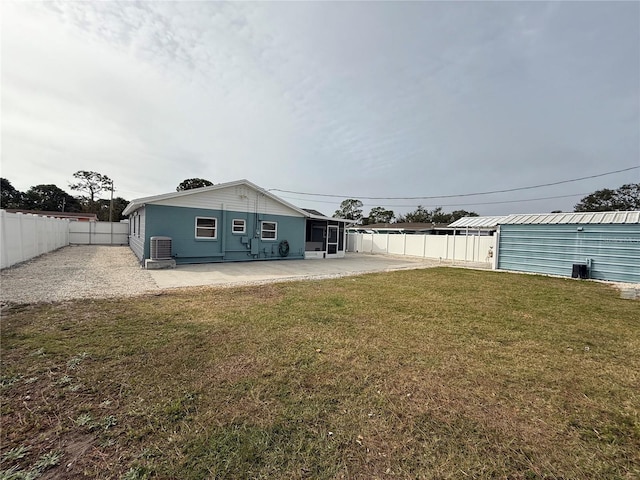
[{"left": 122, "top": 179, "right": 352, "bottom": 222}]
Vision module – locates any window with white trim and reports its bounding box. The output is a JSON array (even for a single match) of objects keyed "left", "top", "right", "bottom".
[
  {"left": 195, "top": 217, "right": 217, "bottom": 239},
  {"left": 260, "top": 221, "right": 277, "bottom": 240},
  {"left": 232, "top": 219, "right": 246, "bottom": 234}
]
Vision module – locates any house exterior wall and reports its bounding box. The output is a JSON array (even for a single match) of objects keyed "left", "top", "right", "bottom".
[
  {"left": 143, "top": 204, "right": 305, "bottom": 264},
  {"left": 150, "top": 184, "right": 301, "bottom": 218},
  {"left": 497, "top": 223, "right": 640, "bottom": 283},
  {"left": 128, "top": 207, "right": 146, "bottom": 261}
]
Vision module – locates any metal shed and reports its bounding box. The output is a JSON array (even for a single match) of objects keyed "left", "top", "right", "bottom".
[{"left": 497, "top": 211, "right": 640, "bottom": 283}]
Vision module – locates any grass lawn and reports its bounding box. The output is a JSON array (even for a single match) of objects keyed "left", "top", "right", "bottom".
[{"left": 1, "top": 267, "right": 639, "bottom": 479}]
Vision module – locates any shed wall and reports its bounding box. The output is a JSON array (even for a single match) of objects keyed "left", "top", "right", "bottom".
[{"left": 498, "top": 224, "right": 640, "bottom": 283}]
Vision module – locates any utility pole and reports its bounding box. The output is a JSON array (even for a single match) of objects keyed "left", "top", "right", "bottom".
[
  {"left": 109, "top": 180, "right": 114, "bottom": 223},
  {"left": 109, "top": 180, "right": 114, "bottom": 245}
]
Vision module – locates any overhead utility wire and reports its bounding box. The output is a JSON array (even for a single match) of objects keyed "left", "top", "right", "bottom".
[
  {"left": 269, "top": 165, "right": 638, "bottom": 200},
  {"left": 277, "top": 192, "right": 590, "bottom": 208}
]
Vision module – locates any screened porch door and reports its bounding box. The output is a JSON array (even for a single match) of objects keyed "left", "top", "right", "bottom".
[{"left": 326, "top": 225, "right": 339, "bottom": 258}]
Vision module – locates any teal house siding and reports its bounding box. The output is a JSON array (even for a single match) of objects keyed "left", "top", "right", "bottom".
[
  {"left": 498, "top": 223, "right": 640, "bottom": 283},
  {"left": 144, "top": 204, "right": 305, "bottom": 264}
]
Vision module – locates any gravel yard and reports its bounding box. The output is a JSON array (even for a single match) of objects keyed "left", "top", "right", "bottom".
[
  {"left": 0, "top": 245, "right": 158, "bottom": 305},
  {"left": 2, "top": 246, "right": 633, "bottom": 306}
]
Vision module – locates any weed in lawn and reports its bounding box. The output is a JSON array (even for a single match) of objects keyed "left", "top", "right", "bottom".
[
  {"left": 165, "top": 392, "right": 197, "bottom": 422},
  {"left": 0, "top": 465, "right": 38, "bottom": 480},
  {"left": 0, "top": 375, "right": 22, "bottom": 389},
  {"left": 56, "top": 375, "right": 72, "bottom": 386},
  {"left": 101, "top": 415, "right": 117, "bottom": 430},
  {"left": 33, "top": 450, "right": 61, "bottom": 472},
  {"left": 1, "top": 445, "right": 30, "bottom": 462},
  {"left": 66, "top": 353, "right": 88, "bottom": 370},
  {"left": 121, "top": 465, "right": 151, "bottom": 480},
  {"left": 74, "top": 413, "right": 93, "bottom": 428}
]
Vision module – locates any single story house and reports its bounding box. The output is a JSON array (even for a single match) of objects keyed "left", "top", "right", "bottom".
[{"left": 122, "top": 179, "right": 352, "bottom": 266}]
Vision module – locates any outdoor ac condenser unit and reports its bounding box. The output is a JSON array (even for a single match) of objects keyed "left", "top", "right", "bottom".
[{"left": 150, "top": 236, "right": 172, "bottom": 260}]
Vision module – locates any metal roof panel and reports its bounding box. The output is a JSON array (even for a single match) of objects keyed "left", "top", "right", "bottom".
[
  {"left": 448, "top": 216, "right": 507, "bottom": 228},
  {"left": 500, "top": 211, "right": 640, "bottom": 225}
]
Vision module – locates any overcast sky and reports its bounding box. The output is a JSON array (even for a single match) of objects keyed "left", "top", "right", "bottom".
[{"left": 2, "top": 1, "right": 639, "bottom": 217}]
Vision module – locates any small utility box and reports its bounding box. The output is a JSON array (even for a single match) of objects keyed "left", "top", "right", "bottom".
[{"left": 571, "top": 263, "right": 589, "bottom": 279}]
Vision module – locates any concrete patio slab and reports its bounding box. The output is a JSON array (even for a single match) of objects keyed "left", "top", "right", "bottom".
[{"left": 147, "top": 253, "right": 448, "bottom": 289}]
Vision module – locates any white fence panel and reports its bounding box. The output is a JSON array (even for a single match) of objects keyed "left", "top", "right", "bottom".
[
  {"left": 69, "top": 222, "right": 129, "bottom": 245},
  {"left": 388, "top": 235, "right": 406, "bottom": 255},
  {"left": 372, "top": 234, "right": 387, "bottom": 254},
  {"left": 1, "top": 211, "right": 70, "bottom": 269},
  {"left": 404, "top": 235, "right": 424, "bottom": 257},
  {"left": 346, "top": 232, "right": 497, "bottom": 267}
]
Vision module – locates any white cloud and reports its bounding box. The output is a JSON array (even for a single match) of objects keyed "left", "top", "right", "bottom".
[{"left": 1, "top": 1, "right": 638, "bottom": 215}]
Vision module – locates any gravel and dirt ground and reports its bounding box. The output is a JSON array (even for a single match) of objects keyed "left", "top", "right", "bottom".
[
  {"left": 1, "top": 246, "right": 450, "bottom": 305},
  {"left": 0, "top": 245, "right": 159, "bottom": 305}
]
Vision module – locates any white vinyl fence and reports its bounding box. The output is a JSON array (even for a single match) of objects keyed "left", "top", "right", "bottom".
[
  {"left": 347, "top": 232, "right": 497, "bottom": 267},
  {"left": 1, "top": 210, "right": 129, "bottom": 269},
  {"left": 1, "top": 211, "right": 70, "bottom": 269}
]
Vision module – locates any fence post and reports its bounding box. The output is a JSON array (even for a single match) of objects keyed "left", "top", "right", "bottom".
[
  {"left": 1, "top": 211, "right": 8, "bottom": 268},
  {"left": 452, "top": 230, "right": 456, "bottom": 265}
]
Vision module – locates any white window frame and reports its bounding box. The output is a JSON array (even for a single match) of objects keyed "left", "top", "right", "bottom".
[
  {"left": 232, "top": 219, "right": 246, "bottom": 234},
  {"left": 260, "top": 221, "right": 277, "bottom": 240},
  {"left": 195, "top": 216, "right": 218, "bottom": 239}
]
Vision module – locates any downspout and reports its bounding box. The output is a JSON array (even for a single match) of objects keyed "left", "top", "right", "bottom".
[
  {"left": 493, "top": 226, "right": 500, "bottom": 270},
  {"left": 221, "top": 203, "right": 226, "bottom": 260}
]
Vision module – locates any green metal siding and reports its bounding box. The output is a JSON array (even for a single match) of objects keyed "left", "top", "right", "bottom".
[
  {"left": 144, "top": 204, "right": 305, "bottom": 264},
  {"left": 498, "top": 224, "right": 640, "bottom": 283}
]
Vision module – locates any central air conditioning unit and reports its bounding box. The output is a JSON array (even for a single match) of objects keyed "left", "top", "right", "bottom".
[{"left": 150, "top": 236, "right": 172, "bottom": 260}]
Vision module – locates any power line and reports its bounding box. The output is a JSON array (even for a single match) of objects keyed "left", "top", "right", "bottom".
[
  {"left": 269, "top": 165, "right": 638, "bottom": 200},
  {"left": 278, "top": 192, "right": 590, "bottom": 209}
]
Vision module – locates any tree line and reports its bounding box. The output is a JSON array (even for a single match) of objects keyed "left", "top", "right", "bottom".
[
  {"left": 1, "top": 174, "right": 216, "bottom": 222},
  {"left": 332, "top": 199, "right": 478, "bottom": 225},
  {"left": 2, "top": 174, "right": 636, "bottom": 223},
  {"left": 332, "top": 183, "right": 640, "bottom": 224},
  {"left": 0, "top": 171, "right": 127, "bottom": 221}
]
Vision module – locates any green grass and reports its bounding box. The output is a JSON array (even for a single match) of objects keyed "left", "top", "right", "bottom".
[{"left": 1, "top": 268, "right": 639, "bottom": 479}]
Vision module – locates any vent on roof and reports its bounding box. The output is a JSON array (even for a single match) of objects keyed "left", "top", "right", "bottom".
[{"left": 150, "top": 236, "right": 172, "bottom": 260}]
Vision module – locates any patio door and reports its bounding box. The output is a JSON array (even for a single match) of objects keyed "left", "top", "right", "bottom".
[{"left": 327, "top": 225, "right": 339, "bottom": 257}]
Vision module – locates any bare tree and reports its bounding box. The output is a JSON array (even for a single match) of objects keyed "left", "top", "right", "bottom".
[{"left": 69, "top": 171, "right": 113, "bottom": 212}]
